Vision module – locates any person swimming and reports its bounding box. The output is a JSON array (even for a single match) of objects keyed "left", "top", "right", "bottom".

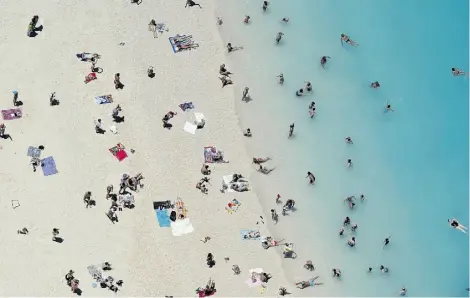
[
  {"left": 339, "top": 226, "right": 345, "bottom": 236},
  {"left": 400, "top": 287, "right": 407, "bottom": 296},
  {"left": 276, "top": 32, "right": 284, "bottom": 44},
  {"left": 341, "top": 33, "right": 359, "bottom": 47},
  {"left": 385, "top": 103, "right": 394, "bottom": 112},
  {"left": 451, "top": 67, "right": 466, "bottom": 76},
  {"left": 448, "top": 219, "right": 468, "bottom": 233},
  {"left": 321, "top": 56, "right": 331, "bottom": 68},
  {"left": 351, "top": 223, "right": 358, "bottom": 232},
  {"left": 281, "top": 17, "right": 289, "bottom": 23},
  {"left": 347, "top": 236, "right": 356, "bottom": 247},
  {"left": 344, "top": 196, "right": 356, "bottom": 209},
  {"left": 347, "top": 158, "right": 352, "bottom": 168},
  {"left": 244, "top": 15, "right": 251, "bottom": 24},
  {"left": 332, "top": 268, "right": 341, "bottom": 278},
  {"left": 305, "top": 81, "right": 312, "bottom": 92},
  {"left": 277, "top": 73, "right": 284, "bottom": 85},
  {"left": 296, "top": 89, "right": 304, "bottom": 97},
  {"left": 345, "top": 136, "right": 353, "bottom": 144},
  {"left": 370, "top": 81, "right": 380, "bottom": 88},
  {"left": 343, "top": 216, "right": 351, "bottom": 226},
  {"left": 262, "top": 1, "right": 269, "bottom": 12},
  {"left": 383, "top": 235, "right": 391, "bottom": 248},
  {"left": 379, "top": 265, "right": 389, "bottom": 273}
]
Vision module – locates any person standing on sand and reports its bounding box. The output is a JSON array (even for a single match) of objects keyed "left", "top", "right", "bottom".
[
  {"left": 288, "top": 123, "right": 295, "bottom": 137},
  {"left": 341, "top": 33, "right": 359, "bottom": 47},
  {"left": 13, "top": 90, "right": 19, "bottom": 106},
  {"left": 114, "top": 73, "right": 124, "bottom": 90},
  {"left": 306, "top": 171, "right": 315, "bottom": 184},
  {"left": 242, "top": 87, "right": 249, "bottom": 101},
  {"left": 321, "top": 56, "right": 331, "bottom": 68},
  {"left": 185, "top": 0, "right": 202, "bottom": 8}
]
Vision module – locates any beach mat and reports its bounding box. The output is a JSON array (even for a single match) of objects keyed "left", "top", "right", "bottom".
[
  {"left": 183, "top": 121, "right": 197, "bottom": 134},
  {"left": 170, "top": 218, "right": 194, "bottom": 236},
  {"left": 168, "top": 35, "right": 194, "bottom": 53},
  {"left": 109, "top": 143, "right": 128, "bottom": 161},
  {"left": 95, "top": 95, "right": 113, "bottom": 104},
  {"left": 41, "top": 156, "right": 58, "bottom": 176},
  {"left": 156, "top": 209, "right": 171, "bottom": 227},
  {"left": 2, "top": 108, "right": 22, "bottom": 120},
  {"left": 240, "top": 229, "right": 261, "bottom": 240},
  {"left": 27, "top": 146, "right": 41, "bottom": 158}
]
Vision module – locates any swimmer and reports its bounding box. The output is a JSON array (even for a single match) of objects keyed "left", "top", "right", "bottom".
[
  {"left": 320, "top": 56, "right": 331, "bottom": 69},
  {"left": 347, "top": 158, "right": 352, "bottom": 168},
  {"left": 400, "top": 287, "right": 407, "bottom": 296},
  {"left": 370, "top": 81, "right": 380, "bottom": 89},
  {"left": 339, "top": 227, "right": 345, "bottom": 236},
  {"left": 309, "top": 106, "right": 315, "bottom": 118},
  {"left": 360, "top": 194, "right": 365, "bottom": 201},
  {"left": 448, "top": 219, "right": 468, "bottom": 233},
  {"left": 288, "top": 123, "right": 295, "bottom": 138},
  {"left": 343, "top": 216, "right": 351, "bottom": 226},
  {"left": 332, "top": 268, "right": 341, "bottom": 278},
  {"left": 244, "top": 15, "right": 251, "bottom": 24},
  {"left": 305, "top": 81, "right": 312, "bottom": 92},
  {"left": 262, "top": 1, "right": 269, "bottom": 12},
  {"left": 451, "top": 68, "right": 466, "bottom": 76},
  {"left": 276, "top": 32, "right": 284, "bottom": 44},
  {"left": 345, "top": 136, "right": 353, "bottom": 144},
  {"left": 379, "top": 265, "right": 389, "bottom": 273},
  {"left": 383, "top": 235, "right": 391, "bottom": 248},
  {"left": 351, "top": 223, "right": 358, "bottom": 231},
  {"left": 281, "top": 17, "right": 289, "bottom": 23},
  {"left": 277, "top": 73, "right": 284, "bottom": 85},
  {"left": 344, "top": 196, "right": 356, "bottom": 209},
  {"left": 296, "top": 89, "right": 304, "bottom": 97},
  {"left": 368, "top": 267, "right": 372, "bottom": 273},
  {"left": 306, "top": 171, "right": 315, "bottom": 184},
  {"left": 340, "top": 33, "right": 359, "bottom": 47},
  {"left": 385, "top": 103, "right": 394, "bottom": 112},
  {"left": 347, "top": 236, "right": 356, "bottom": 247},
  {"left": 309, "top": 102, "right": 315, "bottom": 109}
]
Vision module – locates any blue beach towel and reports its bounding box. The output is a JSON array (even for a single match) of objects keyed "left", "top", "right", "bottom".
[
  {"left": 41, "top": 156, "right": 58, "bottom": 176},
  {"left": 240, "top": 229, "right": 261, "bottom": 240},
  {"left": 156, "top": 209, "right": 171, "bottom": 227},
  {"left": 27, "top": 146, "right": 41, "bottom": 158}
]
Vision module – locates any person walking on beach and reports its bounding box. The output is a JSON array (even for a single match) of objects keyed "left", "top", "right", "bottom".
[
  {"left": 185, "top": 0, "right": 202, "bottom": 8},
  {"left": 277, "top": 73, "right": 284, "bottom": 85},
  {"left": 383, "top": 235, "right": 391, "bottom": 248},
  {"left": 262, "top": 1, "right": 269, "bottom": 12},
  {"left": 242, "top": 87, "right": 249, "bottom": 101},
  {"left": 288, "top": 123, "right": 295, "bottom": 138},
  {"left": 114, "top": 73, "right": 124, "bottom": 90},
  {"left": 341, "top": 33, "right": 359, "bottom": 46},
  {"left": 306, "top": 171, "right": 315, "bottom": 184},
  {"left": 276, "top": 32, "right": 284, "bottom": 44},
  {"left": 321, "top": 56, "right": 331, "bottom": 68},
  {"left": 12, "top": 91, "right": 20, "bottom": 106},
  {"left": 344, "top": 196, "right": 356, "bottom": 209},
  {"left": 451, "top": 68, "right": 466, "bottom": 76}
]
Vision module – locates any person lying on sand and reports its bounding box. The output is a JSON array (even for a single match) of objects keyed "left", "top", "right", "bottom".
[
  {"left": 304, "top": 260, "right": 315, "bottom": 271},
  {"left": 341, "top": 33, "right": 359, "bottom": 47},
  {"left": 227, "top": 42, "right": 243, "bottom": 53},
  {"left": 231, "top": 183, "right": 249, "bottom": 192},
  {"left": 252, "top": 157, "right": 271, "bottom": 164},
  {"left": 257, "top": 164, "right": 275, "bottom": 174},
  {"left": 230, "top": 173, "right": 247, "bottom": 183},
  {"left": 296, "top": 276, "right": 323, "bottom": 289},
  {"left": 219, "top": 76, "right": 233, "bottom": 88}
]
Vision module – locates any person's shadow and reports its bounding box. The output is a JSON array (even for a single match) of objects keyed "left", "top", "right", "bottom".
[
  {"left": 53, "top": 237, "right": 64, "bottom": 243},
  {"left": 14, "top": 101, "right": 23, "bottom": 107},
  {"left": 1, "top": 134, "right": 13, "bottom": 141},
  {"left": 73, "top": 288, "right": 82, "bottom": 296},
  {"left": 113, "top": 116, "right": 125, "bottom": 123},
  {"left": 131, "top": 0, "right": 143, "bottom": 4},
  {"left": 92, "top": 67, "right": 104, "bottom": 74},
  {"left": 29, "top": 25, "right": 43, "bottom": 37}
]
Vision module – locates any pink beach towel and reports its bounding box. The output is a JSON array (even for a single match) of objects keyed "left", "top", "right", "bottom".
[{"left": 2, "top": 108, "right": 22, "bottom": 120}]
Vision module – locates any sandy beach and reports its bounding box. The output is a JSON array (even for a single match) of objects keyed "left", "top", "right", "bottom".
[{"left": 0, "top": 0, "right": 299, "bottom": 296}]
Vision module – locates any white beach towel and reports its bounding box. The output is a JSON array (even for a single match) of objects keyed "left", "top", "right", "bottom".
[
  {"left": 109, "top": 126, "right": 118, "bottom": 134},
  {"left": 222, "top": 175, "right": 236, "bottom": 192},
  {"left": 194, "top": 112, "right": 205, "bottom": 125},
  {"left": 170, "top": 218, "right": 194, "bottom": 236},
  {"left": 183, "top": 121, "right": 197, "bottom": 134}
]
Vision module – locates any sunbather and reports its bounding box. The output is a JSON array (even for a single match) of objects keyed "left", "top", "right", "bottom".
[
  {"left": 212, "top": 149, "right": 228, "bottom": 163},
  {"left": 296, "top": 276, "right": 323, "bottom": 289},
  {"left": 76, "top": 52, "right": 100, "bottom": 62},
  {"left": 244, "top": 230, "right": 260, "bottom": 239},
  {"left": 252, "top": 157, "right": 271, "bottom": 164},
  {"left": 257, "top": 164, "right": 275, "bottom": 174},
  {"left": 181, "top": 101, "right": 194, "bottom": 111},
  {"left": 227, "top": 42, "right": 243, "bottom": 53},
  {"left": 30, "top": 157, "right": 40, "bottom": 172},
  {"left": 220, "top": 76, "right": 233, "bottom": 88},
  {"left": 231, "top": 183, "right": 249, "bottom": 192}
]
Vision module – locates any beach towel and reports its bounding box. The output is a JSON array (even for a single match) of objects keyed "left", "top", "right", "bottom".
[
  {"left": 41, "top": 156, "right": 58, "bottom": 176},
  {"left": 2, "top": 108, "right": 22, "bottom": 120},
  {"left": 109, "top": 143, "right": 128, "bottom": 161},
  {"left": 169, "top": 35, "right": 197, "bottom": 53},
  {"left": 85, "top": 72, "right": 97, "bottom": 84},
  {"left": 170, "top": 218, "right": 194, "bottom": 236},
  {"left": 95, "top": 95, "right": 113, "bottom": 104},
  {"left": 27, "top": 146, "right": 41, "bottom": 158},
  {"left": 240, "top": 229, "right": 261, "bottom": 240},
  {"left": 179, "top": 102, "right": 194, "bottom": 111},
  {"left": 156, "top": 209, "right": 171, "bottom": 227},
  {"left": 183, "top": 121, "right": 197, "bottom": 134}
]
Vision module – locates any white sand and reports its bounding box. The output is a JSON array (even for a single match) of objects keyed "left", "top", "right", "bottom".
[{"left": 0, "top": 0, "right": 300, "bottom": 296}]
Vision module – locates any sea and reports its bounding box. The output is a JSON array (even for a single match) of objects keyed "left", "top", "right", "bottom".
[{"left": 216, "top": 0, "right": 469, "bottom": 296}]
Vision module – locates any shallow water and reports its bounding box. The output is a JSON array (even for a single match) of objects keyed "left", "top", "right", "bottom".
[{"left": 217, "top": 0, "right": 469, "bottom": 296}]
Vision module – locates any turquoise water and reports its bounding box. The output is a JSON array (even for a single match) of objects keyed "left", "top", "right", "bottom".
[{"left": 218, "top": 0, "right": 469, "bottom": 296}]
